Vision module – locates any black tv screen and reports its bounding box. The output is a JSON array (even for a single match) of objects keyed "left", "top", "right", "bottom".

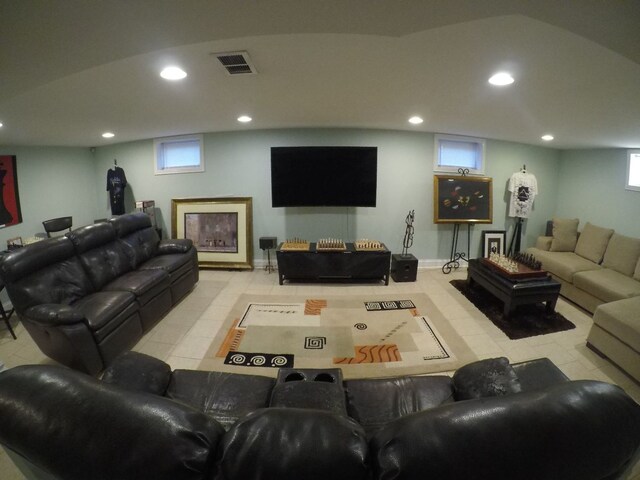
[{"left": 271, "top": 146, "right": 377, "bottom": 207}]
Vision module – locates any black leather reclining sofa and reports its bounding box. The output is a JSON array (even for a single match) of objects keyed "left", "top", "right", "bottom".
[
  {"left": 0, "top": 213, "right": 198, "bottom": 375},
  {"left": 0, "top": 353, "right": 639, "bottom": 480}
]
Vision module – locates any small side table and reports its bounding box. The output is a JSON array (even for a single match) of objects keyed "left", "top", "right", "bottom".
[
  {"left": 0, "top": 281, "right": 16, "bottom": 339},
  {"left": 259, "top": 237, "right": 277, "bottom": 273}
]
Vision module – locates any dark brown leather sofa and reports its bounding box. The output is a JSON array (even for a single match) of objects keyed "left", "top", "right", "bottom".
[
  {"left": 0, "top": 353, "right": 638, "bottom": 480},
  {"left": 0, "top": 213, "right": 198, "bottom": 375}
]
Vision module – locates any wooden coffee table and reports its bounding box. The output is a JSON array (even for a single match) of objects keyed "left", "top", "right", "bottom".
[{"left": 466, "top": 259, "right": 561, "bottom": 319}]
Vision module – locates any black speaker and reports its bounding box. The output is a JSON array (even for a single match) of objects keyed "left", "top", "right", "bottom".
[
  {"left": 391, "top": 254, "right": 418, "bottom": 282},
  {"left": 259, "top": 236, "right": 277, "bottom": 250}
]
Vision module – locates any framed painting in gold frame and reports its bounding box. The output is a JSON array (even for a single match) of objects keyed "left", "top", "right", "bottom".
[
  {"left": 171, "top": 197, "right": 253, "bottom": 270},
  {"left": 433, "top": 175, "right": 493, "bottom": 224}
]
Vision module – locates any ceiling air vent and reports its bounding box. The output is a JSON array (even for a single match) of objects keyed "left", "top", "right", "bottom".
[{"left": 212, "top": 51, "right": 257, "bottom": 76}]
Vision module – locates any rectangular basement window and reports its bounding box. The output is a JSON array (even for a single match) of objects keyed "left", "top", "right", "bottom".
[
  {"left": 434, "top": 134, "right": 486, "bottom": 175},
  {"left": 626, "top": 150, "right": 640, "bottom": 192},
  {"left": 154, "top": 134, "right": 204, "bottom": 175}
]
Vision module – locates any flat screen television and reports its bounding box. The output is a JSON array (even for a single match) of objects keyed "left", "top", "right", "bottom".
[{"left": 271, "top": 146, "right": 377, "bottom": 207}]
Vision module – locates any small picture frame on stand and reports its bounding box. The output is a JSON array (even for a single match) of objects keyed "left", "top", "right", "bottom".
[
  {"left": 6, "top": 237, "right": 23, "bottom": 250},
  {"left": 481, "top": 230, "right": 506, "bottom": 257}
]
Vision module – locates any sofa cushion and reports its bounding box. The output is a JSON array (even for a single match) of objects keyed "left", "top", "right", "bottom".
[
  {"left": 345, "top": 376, "right": 454, "bottom": 438},
  {"left": 573, "top": 268, "right": 640, "bottom": 303},
  {"left": 592, "top": 297, "right": 640, "bottom": 353},
  {"left": 218, "top": 408, "right": 368, "bottom": 480},
  {"left": 574, "top": 222, "right": 614, "bottom": 263},
  {"left": 166, "top": 370, "right": 275, "bottom": 431},
  {"left": 112, "top": 213, "right": 160, "bottom": 268},
  {"left": 72, "top": 291, "right": 139, "bottom": 341},
  {"left": 550, "top": 218, "right": 579, "bottom": 252},
  {"left": 602, "top": 234, "right": 640, "bottom": 277},
  {"left": 139, "top": 252, "right": 193, "bottom": 277},
  {"left": 636, "top": 257, "right": 640, "bottom": 282},
  {"left": 103, "top": 268, "right": 171, "bottom": 306},
  {"left": 527, "top": 249, "right": 601, "bottom": 283},
  {"left": 452, "top": 357, "right": 521, "bottom": 400}
]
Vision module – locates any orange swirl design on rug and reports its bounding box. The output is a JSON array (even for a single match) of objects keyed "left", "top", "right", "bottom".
[
  {"left": 304, "top": 299, "right": 327, "bottom": 315},
  {"left": 333, "top": 344, "right": 401, "bottom": 364}
]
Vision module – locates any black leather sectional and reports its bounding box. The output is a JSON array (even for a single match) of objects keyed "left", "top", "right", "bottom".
[
  {"left": 0, "top": 353, "right": 638, "bottom": 480},
  {"left": 0, "top": 213, "right": 199, "bottom": 374}
]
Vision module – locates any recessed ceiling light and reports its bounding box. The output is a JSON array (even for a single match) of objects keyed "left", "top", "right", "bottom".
[
  {"left": 237, "top": 115, "right": 252, "bottom": 123},
  {"left": 102, "top": 132, "right": 115, "bottom": 139},
  {"left": 408, "top": 116, "right": 424, "bottom": 125},
  {"left": 0, "top": 122, "right": 3, "bottom": 128},
  {"left": 488, "top": 72, "right": 515, "bottom": 86},
  {"left": 160, "top": 66, "right": 187, "bottom": 80},
  {"left": 541, "top": 134, "right": 554, "bottom": 141}
]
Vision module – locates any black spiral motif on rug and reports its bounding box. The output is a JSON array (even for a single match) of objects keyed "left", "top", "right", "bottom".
[{"left": 354, "top": 323, "right": 367, "bottom": 330}]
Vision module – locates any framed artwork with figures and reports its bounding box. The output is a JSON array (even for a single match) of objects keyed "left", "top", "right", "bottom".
[{"left": 433, "top": 175, "right": 493, "bottom": 224}]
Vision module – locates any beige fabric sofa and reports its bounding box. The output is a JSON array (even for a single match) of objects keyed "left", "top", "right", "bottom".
[{"left": 526, "top": 219, "right": 640, "bottom": 382}]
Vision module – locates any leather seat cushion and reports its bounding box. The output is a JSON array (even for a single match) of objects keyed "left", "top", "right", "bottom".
[
  {"left": 345, "top": 375, "right": 454, "bottom": 438},
  {"left": 166, "top": 370, "right": 275, "bottom": 431},
  {"left": 103, "top": 269, "right": 170, "bottom": 306},
  {"left": 139, "top": 253, "right": 192, "bottom": 277},
  {"left": 72, "top": 291, "right": 138, "bottom": 341}
]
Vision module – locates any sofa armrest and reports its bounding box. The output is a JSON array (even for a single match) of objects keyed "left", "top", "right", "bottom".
[
  {"left": 24, "top": 304, "right": 85, "bottom": 326},
  {"left": 371, "top": 381, "right": 640, "bottom": 480},
  {"left": 535, "top": 236, "right": 553, "bottom": 251},
  {"left": 157, "top": 238, "right": 193, "bottom": 254}
]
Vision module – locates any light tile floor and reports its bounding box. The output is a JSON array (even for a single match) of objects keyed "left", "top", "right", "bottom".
[{"left": 1, "top": 267, "right": 639, "bottom": 479}]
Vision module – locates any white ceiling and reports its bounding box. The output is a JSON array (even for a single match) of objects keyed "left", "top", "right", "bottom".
[{"left": 1, "top": 0, "right": 639, "bottom": 149}]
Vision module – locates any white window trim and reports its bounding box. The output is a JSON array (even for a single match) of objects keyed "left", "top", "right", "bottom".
[
  {"left": 626, "top": 149, "right": 640, "bottom": 192},
  {"left": 154, "top": 134, "right": 205, "bottom": 175},
  {"left": 433, "top": 133, "right": 486, "bottom": 175}
]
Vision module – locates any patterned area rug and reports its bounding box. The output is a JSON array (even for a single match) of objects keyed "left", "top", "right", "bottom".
[
  {"left": 450, "top": 279, "right": 576, "bottom": 340},
  {"left": 198, "top": 294, "right": 476, "bottom": 379}
]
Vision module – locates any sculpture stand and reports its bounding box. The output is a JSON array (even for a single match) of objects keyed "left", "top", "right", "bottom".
[{"left": 442, "top": 223, "right": 472, "bottom": 274}]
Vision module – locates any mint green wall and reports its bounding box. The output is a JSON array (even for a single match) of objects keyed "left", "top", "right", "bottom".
[
  {"left": 555, "top": 149, "right": 640, "bottom": 237},
  {"left": 0, "top": 146, "right": 97, "bottom": 248},
  {"left": 94, "top": 129, "right": 561, "bottom": 263}
]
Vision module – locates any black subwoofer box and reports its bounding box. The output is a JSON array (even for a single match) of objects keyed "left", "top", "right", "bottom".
[
  {"left": 259, "top": 237, "right": 277, "bottom": 250},
  {"left": 391, "top": 254, "right": 418, "bottom": 282}
]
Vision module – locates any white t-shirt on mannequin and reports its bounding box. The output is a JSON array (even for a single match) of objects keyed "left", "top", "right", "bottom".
[{"left": 508, "top": 171, "right": 538, "bottom": 218}]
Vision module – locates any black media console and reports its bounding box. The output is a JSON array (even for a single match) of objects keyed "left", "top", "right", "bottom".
[{"left": 276, "top": 243, "right": 391, "bottom": 285}]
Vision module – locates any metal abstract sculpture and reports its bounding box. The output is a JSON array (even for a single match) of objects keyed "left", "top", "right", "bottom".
[{"left": 402, "top": 210, "right": 415, "bottom": 256}]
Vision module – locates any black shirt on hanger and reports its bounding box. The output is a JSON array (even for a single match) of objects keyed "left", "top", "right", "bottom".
[{"left": 106, "top": 166, "right": 127, "bottom": 215}]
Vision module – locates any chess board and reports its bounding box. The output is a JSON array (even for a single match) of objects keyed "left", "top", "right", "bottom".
[
  {"left": 481, "top": 257, "right": 548, "bottom": 280},
  {"left": 354, "top": 240, "right": 386, "bottom": 251},
  {"left": 316, "top": 241, "right": 346, "bottom": 252},
  {"left": 280, "top": 241, "right": 310, "bottom": 251}
]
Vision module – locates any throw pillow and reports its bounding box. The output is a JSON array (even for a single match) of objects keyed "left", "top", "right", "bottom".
[
  {"left": 574, "top": 222, "right": 614, "bottom": 264},
  {"left": 635, "top": 257, "right": 640, "bottom": 282},
  {"left": 102, "top": 351, "right": 172, "bottom": 395},
  {"left": 452, "top": 357, "right": 522, "bottom": 400},
  {"left": 602, "top": 234, "right": 640, "bottom": 277},
  {"left": 550, "top": 217, "right": 579, "bottom": 252}
]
